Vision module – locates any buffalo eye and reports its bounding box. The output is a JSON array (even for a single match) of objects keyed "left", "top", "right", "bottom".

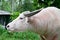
[{"left": 20, "top": 17, "right": 23, "bottom": 19}]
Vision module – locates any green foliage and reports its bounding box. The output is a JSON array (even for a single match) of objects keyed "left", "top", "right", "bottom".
[
  {"left": 0, "top": 0, "right": 11, "bottom": 12},
  {"left": 1, "top": 0, "right": 60, "bottom": 13},
  {"left": 0, "top": 25, "right": 41, "bottom": 40},
  {"left": 10, "top": 12, "right": 20, "bottom": 20}
]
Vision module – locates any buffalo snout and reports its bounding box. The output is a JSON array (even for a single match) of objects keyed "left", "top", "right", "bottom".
[{"left": 5, "top": 25, "right": 10, "bottom": 30}]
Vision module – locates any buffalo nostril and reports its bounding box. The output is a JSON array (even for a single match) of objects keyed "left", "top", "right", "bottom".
[
  {"left": 5, "top": 25, "right": 9, "bottom": 30},
  {"left": 7, "top": 25, "right": 9, "bottom": 28}
]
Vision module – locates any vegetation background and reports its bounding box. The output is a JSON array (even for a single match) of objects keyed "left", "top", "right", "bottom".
[{"left": 0, "top": 0, "right": 60, "bottom": 40}]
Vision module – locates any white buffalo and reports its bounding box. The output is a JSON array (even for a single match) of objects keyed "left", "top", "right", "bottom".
[{"left": 6, "top": 7, "right": 60, "bottom": 40}]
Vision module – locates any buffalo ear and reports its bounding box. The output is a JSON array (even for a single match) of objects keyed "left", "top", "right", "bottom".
[{"left": 24, "top": 8, "right": 43, "bottom": 17}]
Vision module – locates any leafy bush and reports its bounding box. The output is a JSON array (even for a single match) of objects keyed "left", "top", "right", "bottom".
[{"left": 10, "top": 12, "right": 20, "bottom": 20}]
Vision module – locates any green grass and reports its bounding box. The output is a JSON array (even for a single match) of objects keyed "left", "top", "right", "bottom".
[{"left": 0, "top": 25, "right": 41, "bottom": 40}]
